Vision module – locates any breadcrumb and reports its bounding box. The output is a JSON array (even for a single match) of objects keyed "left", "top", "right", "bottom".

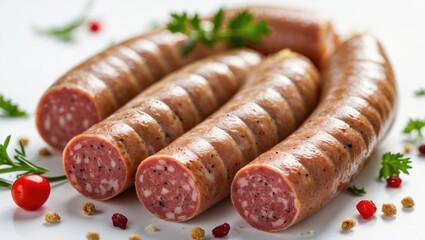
[
  {"left": 341, "top": 218, "right": 356, "bottom": 231},
  {"left": 145, "top": 224, "right": 159, "bottom": 232},
  {"left": 86, "top": 231, "right": 100, "bottom": 240},
  {"left": 18, "top": 137, "right": 29, "bottom": 146},
  {"left": 44, "top": 211, "right": 61, "bottom": 224},
  {"left": 401, "top": 196, "right": 415, "bottom": 208},
  {"left": 38, "top": 147, "right": 51, "bottom": 157},
  {"left": 381, "top": 203, "right": 397, "bottom": 216},
  {"left": 403, "top": 144, "right": 412, "bottom": 153},
  {"left": 190, "top": 227, "right": 205, "bottom": 240},
  {"left": 82, "top": 202, "right": 97, "bottom": 215},
  {"left": 128, "top": 233, "right": 142, "bottom": 240}
]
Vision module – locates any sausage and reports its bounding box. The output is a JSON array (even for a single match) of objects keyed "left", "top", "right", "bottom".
[
  {"left": 225, "top": 5, "right": 340, "bottom": 67},
  {"left": 36, "top": 29, "right": 222, "bottom": 150},
  {"left": 230, "top": 34, "right": 397, "bottom": 232},
  {"left": 62, "top": 49, "right": 262, "bottom": 200},
  {"left": 135, "top": 50, "right": 321, "bottom": 222}
]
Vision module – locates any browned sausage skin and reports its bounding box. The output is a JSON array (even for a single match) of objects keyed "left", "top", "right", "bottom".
[
  {"left": 36, "top": 29, "right": 221, "bottom": 150},
  {"left": 62, "top": 49, "right": 262, "bottom": 200},
  {"left": 225, "top": 5, "right": 339, "bottom": 67},
  {"left": 231, "top": 34, "right": 397, "bottom": 232},
  {"left": 135, "top": 50, "right": 321, "bottom": 222}
]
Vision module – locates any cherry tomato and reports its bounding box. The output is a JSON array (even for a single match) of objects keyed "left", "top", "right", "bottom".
[{"left": 11, "top": 174, "right": 50, "bottom": 210}]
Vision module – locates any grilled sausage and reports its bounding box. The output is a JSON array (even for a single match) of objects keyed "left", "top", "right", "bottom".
[
  {"left": 230, "top": 34, "right": 397, "bottom": 232},
  {"left": 36, "top": 29, "right": 221, "bottom": 150},
  {"left": 135, "top": 50, "right": 321, "bottom": 222},
  {"left": 225, "top": 5, "right": 339, "bottom": 67},
  {"left": 62, "top": 49, "right": 262, "bottom": 200}
]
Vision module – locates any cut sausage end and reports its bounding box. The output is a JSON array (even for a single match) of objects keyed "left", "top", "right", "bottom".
[
  {"left": 36, "top": 88, "right": 100, "bottom": 150},
  {"left": 63, "top": 136, "right": 127, "bottom": 200},
  {"left": 136, "top": 156, "right": 201, "bottom": 222},
  {"left": 231, "top": 165, "right": 297, "bottom": 232}
]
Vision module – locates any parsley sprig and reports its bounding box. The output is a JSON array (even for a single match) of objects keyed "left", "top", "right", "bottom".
[
  {"left": 0, "top": 95, "right": 27, "bottom": 117},
  {"left": 35, "top": 0, "right": 92, "bottom": 41},
  {"left": 0, "top": 135, "right": 67, "bottom": 188},
  {"left": 346, "top": 185, "right": 366, "bottom": 196},
  {"left": 403, "top": 118, "right": 425, "bottom": 138},
  {"left": 379, "top": 152, "right": 412, "bottom": 180},
  {"left": 167, "top": 8, "right": 270, "bottom": 55}
]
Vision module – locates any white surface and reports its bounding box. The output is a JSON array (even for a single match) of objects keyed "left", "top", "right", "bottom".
[{"left": 1, "top": 0, "right": 424, "bottom": 239}]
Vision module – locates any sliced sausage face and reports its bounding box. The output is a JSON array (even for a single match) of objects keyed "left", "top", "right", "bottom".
[{"left": 231, "top": 164, "right": 297, "bottom": 232}]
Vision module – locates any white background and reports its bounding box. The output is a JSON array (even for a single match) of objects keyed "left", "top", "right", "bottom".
[{"left": 1, "top": 0, "right": 425, "bottom": 239}]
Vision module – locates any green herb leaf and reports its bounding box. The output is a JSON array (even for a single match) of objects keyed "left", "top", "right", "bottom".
[
  {"left": 212, "top": 8, "right": 225, "bottom": 34},
  {"left": 35, "top": 0, "right": 92, "bottom": 41},
  {"left": 0, "top": 135, "right": 67, "bottom": 188},
  {"left": 346, "top": 185, "right": 366, "bottom": 196},
  {"left": 415, "top": 88, "right": 425, "bottom": 96},
  {"left": 167, "top": 12, "right": 190, "bottom": 34},
  {"left": 166, "top": 8, "right": 270, "bottom": 55},
  {"left": 379, "top": 152, "right": 412, "bottom": 179},
  {"left": 0, "top": 95, "right": 27, "bottom": 117},
  {"left": 226, "top": 10, "right": 270, "bottom": 47},
  {"left": 403, "top": 118, "right": 425, "bottom": 137}
]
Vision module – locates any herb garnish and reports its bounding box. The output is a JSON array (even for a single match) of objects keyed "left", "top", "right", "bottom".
[
  {"left": 414, "top": 88, "right": 425, "bottom": 96},
  {"left": 346, "top": 185, "right": 366, "bottom": 196},
  {"left": 0, "top": 95, "right": 27, "bottom": 117},
  {"left": 379, "top": 152, "right": 412, "bottom": 180},
  {"left": 0, "top": 135, "right": 67, "bottom": 188},
  {"left": 403, "top": 118, "right": 425, "bottom": 138},
  {"left": 35, "top": 0, "right": 92, "bottom": 41},
  {"left": 167, "top": 8, "right": 270, "bottom": 55}
]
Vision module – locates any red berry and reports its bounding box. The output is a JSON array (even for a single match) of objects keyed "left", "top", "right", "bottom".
[
  {"left": 419, "top": 144, "right": 425, "bottom": 155},
  {"left": 212, "top": 222, "right": 231, "bottom": 238},
  {"left": 356, "top": 200, "right": 377, "bottom": 219},
  {"left": 111, "top": 213, "right": 128, "bottom": 229},
  {"left": 88, "top": 20, "right": 101, "bottom": 33},
  {"left": 386, "top": 176, "right": 402, "bottom": 188}
]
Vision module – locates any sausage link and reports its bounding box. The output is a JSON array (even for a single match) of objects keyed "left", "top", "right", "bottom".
[
  {"left": 62, "top": 49, "right": 262, "bottom": 200},
  {"left": 135, "top": 50, "right": 321, "bottom": 221},
  {"left": 230, "top": 34, "right": 397, "bottom": 232},
  {"left": 225, "top": 5, "right": 340, "bottom": 67},
  {"left": 36, "top": 29, "right": 222, "bottom": 150}
]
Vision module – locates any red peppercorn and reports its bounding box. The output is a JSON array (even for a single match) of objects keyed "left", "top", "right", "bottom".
[
  {"left": 419, "top": 144, "right": 425, "bottom": 155},
  {"left": 88, "top": 20, "right": 101, "bottom": 33},
  {"left": 356, "top": 200, "right": 377, "bottom": 219},
  {"left": 212, "top": 222, "right": 231, "bottom": 238},
  {"left": 386, "top": 176, "right": 402, "bottom": 188},
  {"left": 111, "top": 213, "right": 128, "bottom": 229}
]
